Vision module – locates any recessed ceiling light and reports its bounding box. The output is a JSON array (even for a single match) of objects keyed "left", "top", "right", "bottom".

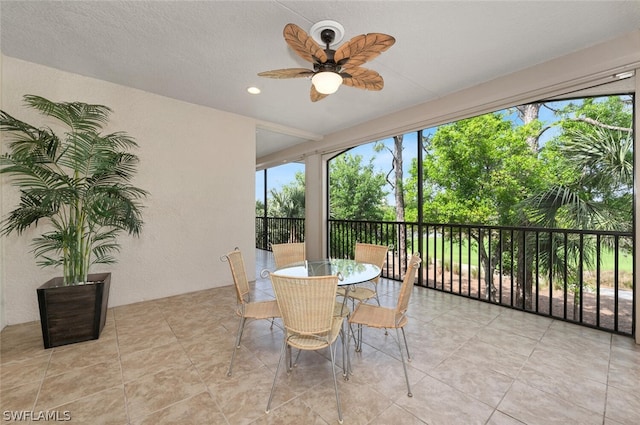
[{"left": 247, "top": 86, "right": 261, "bottom": 94}]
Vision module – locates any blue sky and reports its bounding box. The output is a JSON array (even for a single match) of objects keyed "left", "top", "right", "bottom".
[{"left": 255, "top": 134, "right": 417, "bottom": 204}]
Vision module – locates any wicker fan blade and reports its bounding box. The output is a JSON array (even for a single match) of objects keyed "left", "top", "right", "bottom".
[
  {"left": 258, "top": 68, "right": 315, "bottom": 79},
  {"left": 283, "top": 23, "right": 328, "bottom": 64},
  {"left": 310, "top": 85, "right": 329, "bottom": 102},
  {"left": 341, "top": 67, "right": 384, "bottom": 91},
  {"left": 334, "top": 33, "right": 395, "bottom": 68}
]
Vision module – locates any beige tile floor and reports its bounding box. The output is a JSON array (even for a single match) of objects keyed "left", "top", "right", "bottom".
[{"left": 1, "top": 249, "right": 639, "bottom": 424}]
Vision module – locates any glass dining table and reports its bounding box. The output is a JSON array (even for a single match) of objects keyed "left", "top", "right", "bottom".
[
  {"left": 269, "top": 258, "right": 382, "bottom": 379},
  {"left": 263, "top": 258, "right": 382, "bottom": 380}
]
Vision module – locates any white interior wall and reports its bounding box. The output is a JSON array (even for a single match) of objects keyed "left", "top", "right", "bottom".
[{"left": 1, "top": 56, "right": 257, "bottom": 326}]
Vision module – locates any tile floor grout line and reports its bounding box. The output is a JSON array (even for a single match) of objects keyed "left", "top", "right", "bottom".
[
  {"left": 113, "top": 307, "right": 134, "bottom": 425},
  {"left": 30, "top": 346, "right": 52, "bottom": 414},
  {"left": 601, "top": 332, "right": 614, "bottom": 425}
]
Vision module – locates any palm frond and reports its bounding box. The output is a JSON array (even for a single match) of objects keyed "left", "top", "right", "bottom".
[
  {"left": 24, "top": 95, "right": 111, "bottom": 132},
  {"left": 563, "top": 126, "right": 633, "bottom": 191}
]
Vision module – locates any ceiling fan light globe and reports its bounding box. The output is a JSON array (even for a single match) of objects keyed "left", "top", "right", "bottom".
[{"left": 312, "top": 72, "right": 343, "bottom": 94}]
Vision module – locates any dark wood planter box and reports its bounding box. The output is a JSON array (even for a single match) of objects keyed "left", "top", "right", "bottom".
[{"left": 37, "top": 273, "right": 111, "bottom": 349}]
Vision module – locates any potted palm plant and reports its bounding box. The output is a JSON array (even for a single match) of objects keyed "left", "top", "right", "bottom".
[{"left": 0, "top": 95, "right": 147, "bottom": 348}]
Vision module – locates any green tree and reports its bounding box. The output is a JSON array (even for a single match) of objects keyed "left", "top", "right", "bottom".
[
  {"left": 416, "top": 112, "right": 548, "bottom": 299},
  {"left": 256, "top": 199, "right": 265, "bottom": 216},
  {"left": 422, "top": 113, "right": 544, "bottom": 225},
  {"left": 329, "top": 153, "right": 389, "bottom": 256},
  {"left": 520, "top": 96, "right": 633, "bottom": 317},
  {"left": 264, "top": 171, "right": 305, "bottom": 243},
  {"left": 523, "top": 96, "right": 632, "bottom": 232},
  {"left": 268, "top": 171, "right": 305, "bottom": 218},
  {"left": 329, "top": 153, "right": 388, "bottom": 220},
  {"left": 513, "top": 102, "right": 544, "bottom": 309},
  {"left": 374, "top": 135, "right": 407, "bottom": 261}
]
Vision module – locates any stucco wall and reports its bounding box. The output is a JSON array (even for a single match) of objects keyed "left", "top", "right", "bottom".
[{"left": 0, "top": 56, "right": 256, "bottom": 326}]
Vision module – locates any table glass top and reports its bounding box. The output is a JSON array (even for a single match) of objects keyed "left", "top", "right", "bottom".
[{"left": 272, "top": 258, "right": 381, "bottom": 286}]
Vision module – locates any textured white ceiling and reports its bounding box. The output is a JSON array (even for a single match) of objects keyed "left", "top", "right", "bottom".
[{"left": 2, "top": 1, "right": 640, "bottom": 158}]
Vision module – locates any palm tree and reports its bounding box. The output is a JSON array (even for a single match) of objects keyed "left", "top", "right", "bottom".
[
  {"left": 520, "top": 125, "right": 632, "bottom": 317},
  {"left": 0, "top": 95, "right": 147, "bottom": 284},
  {"left": 269, "top": 184, "right": 305, "bottom": 218},
  {"left": 525, "top": 126, "right": 632, "bottom": 231},
  {"left": 268, "top": 180, "right": 305, "bottom": 243}
]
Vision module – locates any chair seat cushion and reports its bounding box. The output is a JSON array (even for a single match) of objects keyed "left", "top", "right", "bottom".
[
  {"left": 348, "top": 303, "right": 407, "bottom": 329},
  {"left": 338, "top": 285, "right": 376, "bottom": 302},
  {"left": 334, "top": 300, "right": 350, "bottom": 317},
  {"left": 286, "top": 316, "right": 344, "bottom": 350},
  {"left": 241, "top": 299, "right": 280, "bottom": 319}
]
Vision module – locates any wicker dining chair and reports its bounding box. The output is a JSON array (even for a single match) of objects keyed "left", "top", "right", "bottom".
[
  {"left": 270, "top": 243, "right": 348, "bottom": 318},
  {"left": 271, "top": 242, "right": 306, "bottom": 268},
  {"left": 348, "top": 252, "right": 422, "bottom": 397},
  {"left": 222, "top": 248, "right": 281, "bottom": 377},
  {"left": 336, "top": 242, "right": 388, "bottom": 306},
  {"left": 266, "top": 273, "right": 346, "bottom": 423}
]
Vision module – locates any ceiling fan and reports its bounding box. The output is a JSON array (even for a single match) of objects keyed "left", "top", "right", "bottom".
[{"left": 258, "top": 21, "right": 395, "bottom": 102}]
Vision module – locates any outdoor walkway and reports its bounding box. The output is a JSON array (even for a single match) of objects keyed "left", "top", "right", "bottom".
[{"left": 1, "top": 249, "right": 638, "bottom": 424}]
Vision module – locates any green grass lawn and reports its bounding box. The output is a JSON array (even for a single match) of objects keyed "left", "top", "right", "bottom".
[
  {"left": 418, "top": 235, "right": 633, "bottom": 273},
  {"left": 416, "top": 234, "right": 633, "bottom": 290}
]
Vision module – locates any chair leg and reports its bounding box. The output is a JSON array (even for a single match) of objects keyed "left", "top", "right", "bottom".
[
  {"left": 395, "top": 327, "right": 412, "bottom": 397},
  {"left": 266, "top": 338, "right": 287, "bottom": 414},
  {"left": 347, "top": 320, "right": 357, "bottom": 347},
  {"left": 293, "top": 348, "right": 302, "bottom": 368},
  {"left": 227, "top": 316, "right": 246, "bottom": 377},
  {"left": 349, "top": 322, "right": 360, "bottom": 352},
  {"left": 400, "top": 327, "right": 411, "bottom": 361},
  {"left": 339, "top": 327, "right": 350, "bottom": 379},
  {"left": 329, "top": 341, "right": 344, "bottom": 424}
]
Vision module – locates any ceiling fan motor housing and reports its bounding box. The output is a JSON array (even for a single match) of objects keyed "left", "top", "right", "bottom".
[{"left": 320, "top": 28, "right": 336, "bottom": 45}]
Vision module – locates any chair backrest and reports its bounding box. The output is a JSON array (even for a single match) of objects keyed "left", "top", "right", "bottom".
[
  {"left": 396, "top": 253, "right": 422, "bottom": 318},
  {"left": 354, "top": 242, "right": 388, "bottom": 283},
  {"left": 224, "top": 249, "right": 250, "bottom": 304},
  {"left": 271, "top": 242, "right": 306, "bottom": 268},
  {"left": 270, "top": 274, "right": 338, "bottom": 336}
]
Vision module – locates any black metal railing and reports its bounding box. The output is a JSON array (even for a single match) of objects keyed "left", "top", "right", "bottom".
[
  {"left": 329, "top": 219, "right": 634, "bottom": 336},
  {"left": 255, "top": 217, "right": 305, "bottom": 250},
  {"left": 256, "top": 217, "right": 634, "bottom": 336}
]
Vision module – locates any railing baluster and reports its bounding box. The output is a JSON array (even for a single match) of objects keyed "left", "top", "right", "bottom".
[
  {"left": 614, "top": 235, "right": 620, "bottom": 332},
  {"left": 596, "top": 234, "right": 601, "bottom": 328},
  {"left": 563, "top": 232, "right": 568, "bottom": 321},
  {"left": 548, "top": 230, "right": 553, "bottom": 317},
  {"left": 467, "top": 227, "right": 472, "bottom": 297},
  {"left": 535, "top": 232, "right": 540, "bottom": 313},
  {"left": 579, "top": 233, "right": 584, "bottom": 323},
  {"left": 458, "top": 226, "right": 462, "bottom": 294}
]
